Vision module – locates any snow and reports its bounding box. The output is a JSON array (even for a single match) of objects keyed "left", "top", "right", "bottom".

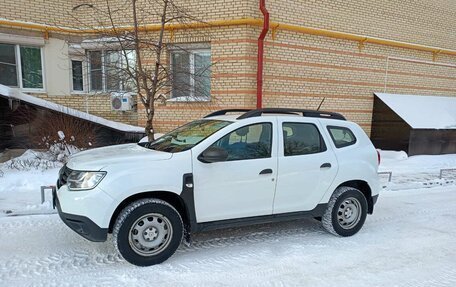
[
  {"left": 0, "top": 186, "right": 455, "bottom": 286},
  {"left": 0, "top": 84, "right": 144, "bottom": 133},
  {"left": 57, "top": 130, "right": 65, "bottom": 140},
  {"left": 375, "top": 93, "right": 456, "bottom": 129},
  {"left": 1, "top": 150, "right": 456, "bottom": 286},
  {"left": 0, "top": 150, "right": 61, "bottom": 215},
  {"left": 378, "top": 150, "right": 456, "bottom": 190}
]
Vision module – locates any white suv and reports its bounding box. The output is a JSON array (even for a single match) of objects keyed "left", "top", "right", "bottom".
[{"left": 53, "top": 108, "right": 380, "bottom": 266}]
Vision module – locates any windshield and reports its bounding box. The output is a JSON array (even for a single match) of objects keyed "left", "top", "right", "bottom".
[{"left": 141, "top": 119, "right": 232, "bottom": 153}]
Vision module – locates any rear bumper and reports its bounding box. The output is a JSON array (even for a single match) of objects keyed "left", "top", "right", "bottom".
[{"left": 53, "top": 189, "right": 108, "bottom": 242}]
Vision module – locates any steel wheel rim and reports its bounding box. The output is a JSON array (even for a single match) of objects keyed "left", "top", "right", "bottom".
[
  {"left": 337, "top": 197, "right": 362, "bottom": 229},
  {"left": 128, "top": 213, "right": 173, "bottom": 256}
]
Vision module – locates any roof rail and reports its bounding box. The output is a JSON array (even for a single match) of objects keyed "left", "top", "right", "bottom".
[
  {"left": 236, "top": 108, "right": 346, "bottom": 120},
  {"left": 204, "top": 109, "right": 252, "bottom": 118}
]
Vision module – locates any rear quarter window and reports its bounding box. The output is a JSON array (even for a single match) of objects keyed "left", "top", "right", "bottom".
[{"left": 327, "top": 126, "right": 357, "bottom": 148}]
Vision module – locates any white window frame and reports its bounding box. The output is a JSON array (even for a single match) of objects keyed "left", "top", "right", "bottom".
[
  {"left": 0, "top": 43, "right": 46, "bottom": 92},
  {"left": 169, "top": 46, "right": 211, "bottom": 101},
  {"left": 87, "top": 50, "right": 135, "bottom": 93}
]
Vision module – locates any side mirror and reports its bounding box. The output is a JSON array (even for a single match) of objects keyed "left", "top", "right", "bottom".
[{"left": 198, "top": 146, "right": 228, "bottom": 163}]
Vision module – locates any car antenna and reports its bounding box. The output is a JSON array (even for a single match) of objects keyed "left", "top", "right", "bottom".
[{"left": 316, "top": 97, "right": 325, "bottom": 111}]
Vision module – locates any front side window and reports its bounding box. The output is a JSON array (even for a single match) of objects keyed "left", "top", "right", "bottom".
[
  {"left": 0, "top": 43, "right": 43, "bottom": 89},
  {"left": 283, "top": 122, "right": 326, "bottom": 156},
  {"left": 88, "top": 50, "right": 136, "bottom": 92},
  {"left": 210, "top": 123, "right": 272, "bottom": 161},
  {"left": 327, "top": 126, "right": 357, "bottom": 148},
  {"left": 171, "top": 48, "right": 211, "bottom": 99},
  {"left": 145, "top": 120, "right": 232, "bottom": 153}
]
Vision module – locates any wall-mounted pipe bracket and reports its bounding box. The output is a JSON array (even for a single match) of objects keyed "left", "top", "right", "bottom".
[
  {"left": 432, "top": 50, "right": 442, "bottom": 62},
  {"left": 169, "top": 28, "right": 175, "bottom": 42},
  {"left": 271, "top": 24, "right": 279, "bottom": 41},
  {"left": 358, "top": 38, "right": 368, "bottom": 51},
  {"left": 43, "top": 29, "right": 49, "bottom": 40}
]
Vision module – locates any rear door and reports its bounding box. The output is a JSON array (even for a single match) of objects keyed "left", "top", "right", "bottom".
[{"left": 273, "top": 118, "right": 338, "bottom": 214}]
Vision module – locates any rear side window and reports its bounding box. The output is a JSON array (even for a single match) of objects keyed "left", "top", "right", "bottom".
[
  {"left": 327, "top": 126, "right": 357, "bottom": 148},
  {"left": 282, "top": 122, "right": 327, "bottom": 156}
]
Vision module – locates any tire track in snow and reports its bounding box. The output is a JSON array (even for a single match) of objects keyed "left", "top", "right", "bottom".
[
  {"left": 0, "top": 249, "right": 123, "bottom": 283},
  {"left": 179, "top": 220, "right": 325, "bottom": 253}
]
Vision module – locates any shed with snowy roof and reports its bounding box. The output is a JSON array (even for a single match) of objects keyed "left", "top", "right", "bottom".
[{"left": 371, "top": 93, "right": 456, "bottom": 155}]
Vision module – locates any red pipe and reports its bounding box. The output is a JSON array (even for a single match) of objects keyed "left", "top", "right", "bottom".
[{"left": 257, "top": 0, "right": 269, "bottom": 109}]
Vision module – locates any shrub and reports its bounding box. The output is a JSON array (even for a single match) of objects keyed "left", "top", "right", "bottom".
[{"left": 30, "top": 111, "right": 98, "bottom": 163}]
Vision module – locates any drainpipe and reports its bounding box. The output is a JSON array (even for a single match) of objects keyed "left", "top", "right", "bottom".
[{"left": 257, "top": 0, "right": 269, "bottom": 109}]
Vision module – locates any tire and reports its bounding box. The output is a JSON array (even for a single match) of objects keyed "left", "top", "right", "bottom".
[
  {"left": 113, "top": 198, "right": 183, "bottom": 266},
  {"left": 322, "top": 186, "right": 368, "bottom": 237}
]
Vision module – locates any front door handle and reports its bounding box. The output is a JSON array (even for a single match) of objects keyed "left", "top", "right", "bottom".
[
  {"left": 259, "top": 168, "right": 273, "bottom": 175},
  {"left": 320, "top": 163, "right": 332, "bottom": 168}
]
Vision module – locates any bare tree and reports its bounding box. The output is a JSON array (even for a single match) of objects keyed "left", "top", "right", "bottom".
[{"left": 71, "top": 0, "right": 213, "bottom": 141}]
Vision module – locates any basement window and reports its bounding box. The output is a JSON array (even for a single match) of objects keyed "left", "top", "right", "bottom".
[
  {"left": 170, "top": 45, "right": 211, "bottom": 101},
  {"left": 0, "top": 43, "right": 44, "bottom": 90}
]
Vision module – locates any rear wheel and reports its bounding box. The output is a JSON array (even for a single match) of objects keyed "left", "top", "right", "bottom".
[
  {"left": 113, "top": 198, "right": 183, "bottom": 266},
  {"left": 322, "top": 186, "right": 368, "bottom": 237}
]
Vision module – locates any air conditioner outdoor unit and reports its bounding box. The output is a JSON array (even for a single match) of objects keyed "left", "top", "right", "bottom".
[{"left": 111, "top": 92, "right": 134, "bottom": 111}]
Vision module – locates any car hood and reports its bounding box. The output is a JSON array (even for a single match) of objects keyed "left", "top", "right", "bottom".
[{"left": 66, "top": 143, "right": 173, "bottom": 170}]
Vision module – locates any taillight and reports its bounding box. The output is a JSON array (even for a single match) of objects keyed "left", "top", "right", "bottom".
[{"left": 377, "top": 150, "right": 381, "bottom": 165}]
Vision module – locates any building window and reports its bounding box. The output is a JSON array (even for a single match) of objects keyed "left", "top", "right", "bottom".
[
  {"left": 0, "top": 43, "right": 43, "bottom": 89},
  {"left": 171, "top": 48, "right": 211, "bottom": 100},
  {"left": 88, "top": 50, "right": 136, "bottom": 92},
  {"left": 71, "top": 60, "right": 84, "bottom": 92}
]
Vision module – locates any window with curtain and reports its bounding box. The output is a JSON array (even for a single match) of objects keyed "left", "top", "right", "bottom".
[
  {"left": 88, "top": 50, "right": 136, "bottom": 92},
  {"left": 0, "top": 43, "right": 43, "bottom": 89},
  {"left": 171, "top": 47, "right": 211, "bottom": 100}
]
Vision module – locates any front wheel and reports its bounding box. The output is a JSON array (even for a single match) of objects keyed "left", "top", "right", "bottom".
[
  {"left": 322, "top": 186, "right": 368, "bottom": 237},
  {"left": 113, "top": 198, "right": 183, "bottom": 266}
]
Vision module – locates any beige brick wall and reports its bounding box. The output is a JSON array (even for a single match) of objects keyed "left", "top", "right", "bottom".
[
  {"left": 1, "top": 0, "right": 456, "bottom": 136},
  {"left": 268, "top": 0, "right": 456, "bottom": 50}
]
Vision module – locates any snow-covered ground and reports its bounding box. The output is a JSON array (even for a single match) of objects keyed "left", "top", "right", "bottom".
[
  {"left": 1, "top": 150, "right": 456, "bottom": 286},
  {"left": 0, "top": 150, "right": 62, "bottom": 216},
  {"left": 378, "top": 150, "right": 456, "bottom": 190},
  {"left": 0, "top": 185, "right": 455, "bottom": 286}
]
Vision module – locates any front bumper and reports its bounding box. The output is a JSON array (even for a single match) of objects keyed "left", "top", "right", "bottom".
[{"left": 53, "top": 188, "right": 109, "bottom": 242}]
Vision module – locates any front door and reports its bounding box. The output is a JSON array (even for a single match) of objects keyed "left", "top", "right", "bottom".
[{"left": 193, "top": 121, "right": 277, "bottom": 222}]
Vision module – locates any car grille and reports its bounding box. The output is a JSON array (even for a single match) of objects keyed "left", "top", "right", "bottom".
[{"left": 57, "top": 165, "right": 73, "bottom": 188}]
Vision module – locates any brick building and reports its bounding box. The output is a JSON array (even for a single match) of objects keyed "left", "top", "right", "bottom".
[{"left": 1, "top": 0, "right": 455, "bottom": 135}]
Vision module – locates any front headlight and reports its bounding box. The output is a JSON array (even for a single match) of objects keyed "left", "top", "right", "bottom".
[{"left": 67, "top": 171, "right": 106, "bottom": 191}]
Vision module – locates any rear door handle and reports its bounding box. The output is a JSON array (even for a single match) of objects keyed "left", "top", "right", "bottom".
[
  {"left": 320, "top": 163, "right": 331, "bottom": 168},
  {"left": 259, "top": 168, "right": 273, "bottom": 175}
]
